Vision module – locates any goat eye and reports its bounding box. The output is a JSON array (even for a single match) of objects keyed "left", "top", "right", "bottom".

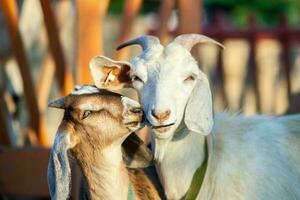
[
  {"left": 82, "top": 110, "right": 92, "bottom": 119},
  {"left": 132, "top": 75, "right": 144, "bottom": 83},
  {"left": 184, "top": 75, "right": 196, "bottom": 82}
]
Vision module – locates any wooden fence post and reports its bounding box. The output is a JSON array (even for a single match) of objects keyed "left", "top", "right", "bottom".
[
  {"left": 0, "top": 86, "right": 12, "bottom": 145},
  {"left": 279, "top": 15, "right": 292, "bottom": 102},
  {"left": 0, "top": 0, "right": 48, "bottom": 145},
  {"left": 76, "top": 0, "right": 109, "bottom": 85},
  {"left": 115, "top": 0, "right": 143, "bottom": 60},
  {"left": 178, "top": 0, "right": 202, "bottom": 34},
  {"left": 155, "top": 0, "right": 175, "bottom": 44},
  {"left": 213, "top": 13, "right": 227, "bottom": 107},
  {"left": 40, "top": 0, "right": 74, "bottom": 96},
  {"left": 247, "top": 15, "right": 260, "bottom": 113}
]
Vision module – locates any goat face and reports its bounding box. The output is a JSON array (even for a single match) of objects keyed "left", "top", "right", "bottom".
[
  {"left": 89, "top": 34, "right": 223, "bottom": 140},
  {"left": 129, "top": 44, "right": 201, "bottom": 138},
  {"left": 47, "top": 85, "right": 148, "bottom": 200},
  {"left": 50, "top": 85, "right": 143, "bottom": 146}
]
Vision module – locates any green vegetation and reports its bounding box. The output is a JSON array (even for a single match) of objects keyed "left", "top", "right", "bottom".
[
  {"left": 208, "top": 0, "right": 300, "bottom": 27},
  {"left": 108, "top": 0, "right": 300, "bottom": 27},
  {"left": 108, "top": 0, "right": 160, "bottom": 14}
]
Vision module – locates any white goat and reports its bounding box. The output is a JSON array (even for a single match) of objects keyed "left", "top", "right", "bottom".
[
  {"left": 47, "top": 85, "right": 163, "bottom": 200},
  {"left": 89, "top": 36, "right": 300, "bottom": 200}
]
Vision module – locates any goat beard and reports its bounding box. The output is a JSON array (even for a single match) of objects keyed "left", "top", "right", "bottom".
[{"left": 151, "top": 133, "right": 172, "bottom": 162}]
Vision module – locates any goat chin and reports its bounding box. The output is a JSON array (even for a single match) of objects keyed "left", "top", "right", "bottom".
[{"left": 152, "top": 130, "right": 174, "bottom": 140}]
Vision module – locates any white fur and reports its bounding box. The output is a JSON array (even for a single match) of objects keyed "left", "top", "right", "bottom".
[
  {"left": 196, "top": 113, "right": 300, "bottom": 200},
  {"left": 120, "top": 35, "right": 300, "bottom": 199},
  {"left": 71, "top": 85, "right": 99, "bottom": 95}
]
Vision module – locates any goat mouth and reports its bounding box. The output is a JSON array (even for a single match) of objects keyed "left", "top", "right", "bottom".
[
  {"left": 150, "top": 123, "right": 175, "bottom": 129},
  {"left": 147, "top": 121, "right": 175, "bottom": 133},
  {"left": 124, "top": 121, "right": 141, "bottom": 127}
]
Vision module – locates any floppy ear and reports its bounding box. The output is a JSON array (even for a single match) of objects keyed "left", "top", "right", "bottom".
[
  {"left": 47, "top": 125, "right": 78, "bottom": 200},
  {"left": 89, "top": 55, "right": 132, "bottom": 90},
  {"left": 122, "top": 132, "right": 153, "bottom": 168},
  {"left": 184, "top": 74, "right": 213, "bottom": 135}
]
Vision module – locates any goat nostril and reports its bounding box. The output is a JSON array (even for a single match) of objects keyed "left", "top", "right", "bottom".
[{"left": 151, "top": 109, "right": 171, "bottom": 122}]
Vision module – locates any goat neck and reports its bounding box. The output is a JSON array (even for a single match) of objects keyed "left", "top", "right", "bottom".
[
  {"left": 73, "top": 143, "right": 130, "bottom": 200},
  {"left": 152, "top": 121, "right": 207, "bottom": 199}
]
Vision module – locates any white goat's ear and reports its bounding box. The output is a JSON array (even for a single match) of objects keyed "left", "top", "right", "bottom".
[
  {"left": 89, "top": 55, "right": 132, "bottom": 90},
  {"left": 184, "top": 76, "right": 213, "bottom": 135},
  {"left": 122, "top": 132, "right": 153, "bottom": 168}
]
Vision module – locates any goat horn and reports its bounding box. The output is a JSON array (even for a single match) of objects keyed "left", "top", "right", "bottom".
[
  {"left": 116, "top": 35, "right": 160, "bottom": 51},
  {"left": 173, "top": 34, "right": 224, "bottom": 51}
]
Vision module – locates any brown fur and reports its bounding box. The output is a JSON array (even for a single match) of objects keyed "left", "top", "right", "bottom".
[
  {"left": 50, "top": 87, "right": 162, "bottom": 200},
  {"left": 128, "top": 169, "right": 162, "bottom": 200},
  {"left": 101, "top": 64, "right": 131, "bottom": 87}
]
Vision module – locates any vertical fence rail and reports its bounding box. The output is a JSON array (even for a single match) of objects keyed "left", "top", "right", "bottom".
[
  {"left": 200, "top": 13, "right": 300, "bottom": 113},
  {"left": 0, "top": 87, "right": 12, "bottom": 145},
  {"left": 115, "top": 0, "right": 143, "bottom": 59},
  {"left": 155, "top": 0, "right": 175, "bottom": 44},
  {"left": 213, "top": 13, "right": 227, "bottom": 106},
  {"left": 178, "top": 0, "right": 201, "bottom": 34},
  {"left": 76, "top": 0, "right": 108, "bottom": 85},
  {"left": 40, "top": 0, "right": 74, "bottom": 97},
  {"left": 0, "top": 0, "right": 48, "bottom": 145},
  {"left": 247, "top": 15, "right": 260, "bottom": 113},
  {"left": 279, "top": 15, "right": 292, "bottom": 101}
]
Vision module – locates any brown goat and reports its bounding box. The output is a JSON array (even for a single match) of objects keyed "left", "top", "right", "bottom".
[{"left": 47, "top": 85, "right": 162, "bottom": 200}]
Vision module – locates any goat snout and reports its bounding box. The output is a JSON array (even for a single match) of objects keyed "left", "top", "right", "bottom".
[
  {"left": 151, "top": 109, "right": 171, "bottom": 123},
  {"left": 123, "top": 105, "right": 144, "bottom": 131}
]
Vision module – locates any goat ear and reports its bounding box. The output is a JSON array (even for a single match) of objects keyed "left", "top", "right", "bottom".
[
  {"left": 122, "top": 132, "right": 153, "bottom": 168},
  {"left": 48, "top": 97, "right": 66, "bottom": 109},
  {"left": 47, "top": 125, "right": 78, "bottom": 200},
  {"left": 184, "top": 75, "right": 213, "bottom": 135},
  {"left": 89, "top": 55, "right": 132, "bottom": 90}
]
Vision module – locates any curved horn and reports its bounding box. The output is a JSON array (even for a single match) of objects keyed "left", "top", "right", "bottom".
[
  {"left": 173, "top": 34, "right": 224, "bottom": 51},
  {"left": 116, "top": 35, "right": 160, "bottom": 51}
]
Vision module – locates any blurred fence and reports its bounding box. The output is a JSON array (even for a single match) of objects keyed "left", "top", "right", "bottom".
[
  {"left": 0, "top": 0, "right": 299, "bottom": 199},
  {"left": 190, "top": 13, "right": 300, "bottom": 114},
  {"left": 151, "top": 12, "right": 300, "bottom": 115}
]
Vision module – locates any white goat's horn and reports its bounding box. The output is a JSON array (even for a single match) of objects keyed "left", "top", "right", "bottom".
[
  {"left": 116, "top": 35, "right": 160, "bottom": 51},
  {"left": 173, "top": 34, "right": 224, "bottom": 51}
]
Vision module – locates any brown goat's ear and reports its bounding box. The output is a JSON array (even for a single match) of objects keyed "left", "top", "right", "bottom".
[
  {"left": 122, "top": 132, "right": 153, "bottom": 168},
  {"left": 48, "top": 124, "right": 79, "bottom": 200},
  {"left": 89, "top": 55, "right": 132, "bottom": 90}
]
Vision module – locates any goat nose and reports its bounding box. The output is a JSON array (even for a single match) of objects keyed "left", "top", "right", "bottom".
[{"left": 151, "top": 109, "right": 171, "bottom": 123}]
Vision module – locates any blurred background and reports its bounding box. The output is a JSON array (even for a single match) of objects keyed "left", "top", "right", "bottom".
[{"left": 0, "top": 0, "right": 299, "bottom": 199}]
